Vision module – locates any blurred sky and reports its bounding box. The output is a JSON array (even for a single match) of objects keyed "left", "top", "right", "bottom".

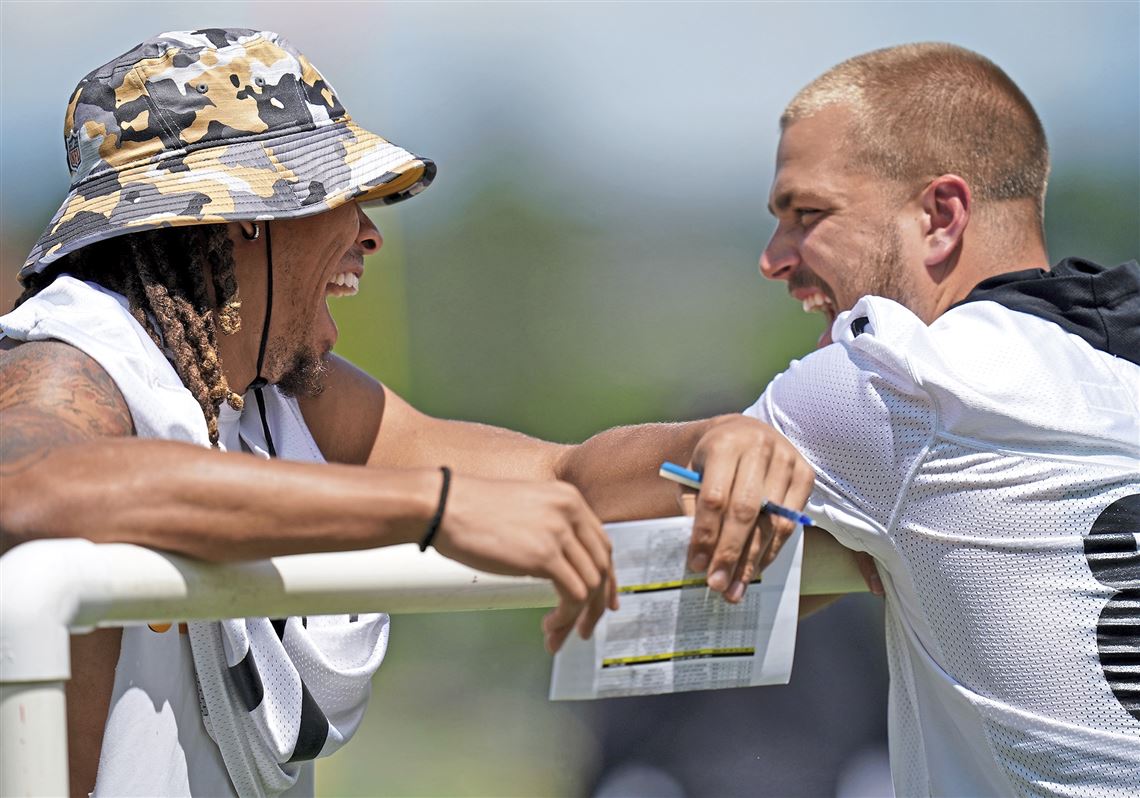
[{"left": 2, "top": 1, "right": 1138, "bottom": 252}]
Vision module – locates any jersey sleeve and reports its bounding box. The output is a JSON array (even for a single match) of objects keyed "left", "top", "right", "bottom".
[{"left": 743, "top": 298, "right": 938, "bottom": 549}]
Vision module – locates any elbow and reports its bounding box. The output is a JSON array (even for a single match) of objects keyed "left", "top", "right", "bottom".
[
  {"left": 0, "top": 467, "right": 83, "bottom": 555},
  {"left": 0, "top": 527, "right": 29, "bottom": 557},
  {"left": 0, "top": 483, "right": 43, "bottom": 555}
]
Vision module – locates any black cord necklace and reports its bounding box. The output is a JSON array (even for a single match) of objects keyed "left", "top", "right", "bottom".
[{"left": 247, "top": 221, "right": 277, "bottom": 458}]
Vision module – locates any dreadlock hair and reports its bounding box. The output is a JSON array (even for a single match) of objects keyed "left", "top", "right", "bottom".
[{"left": 17, "top": 224, "right": 244, "bottom": 447}]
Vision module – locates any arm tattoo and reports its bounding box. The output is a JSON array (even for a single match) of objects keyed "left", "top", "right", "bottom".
[{"left": 0, "top": 342, "right": 134, "bottom": 476}]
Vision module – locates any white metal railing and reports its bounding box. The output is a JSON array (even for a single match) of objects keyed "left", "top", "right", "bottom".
[{"left": 0, "top": 533, "right": 864, "bottom": 796}]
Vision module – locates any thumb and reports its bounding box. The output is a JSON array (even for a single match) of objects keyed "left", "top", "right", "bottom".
[{"left": 679, "top": 488, "right": 697, "bottom": 517}]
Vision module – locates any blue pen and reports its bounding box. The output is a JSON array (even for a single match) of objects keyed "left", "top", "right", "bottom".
[{"left": 658, "top": 461, "right": 814, "bottom": 526}]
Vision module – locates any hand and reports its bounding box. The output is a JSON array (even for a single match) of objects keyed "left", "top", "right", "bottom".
[
  {"left": 679, "top": 416, "right": 815, "bottom": 603},
  {"left": 430, "top": 475, "right": 618, "bottom": 653}
]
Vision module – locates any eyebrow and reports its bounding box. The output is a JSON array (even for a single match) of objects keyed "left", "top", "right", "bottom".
[
  {"left": 768, "top": 190, "right": 794, "bottom": 217},
  {"left": 768, "top": 188, "right": 833, "bottom": 218}
]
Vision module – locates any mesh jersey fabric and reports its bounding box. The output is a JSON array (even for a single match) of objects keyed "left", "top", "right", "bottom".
[
  {"left": 0, "top": 276, "right": 388, "bottom": 798},
  {"left": 743, "top": 294, "right": 1140, "bottom": 797}
]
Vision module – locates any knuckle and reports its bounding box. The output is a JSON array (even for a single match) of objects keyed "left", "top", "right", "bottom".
[
  {"left": 557, "top": 530, "right": 576, "bottom": 551},
  {"left": 748, "top": 542, "right": 765, "bottom": 567},
  {"left": 691, "top": 521, "right": 718, "bottom": 545},
  {"left": 549, "top": 610, "right": 572, "bottom": 630},
  {"left": 729, "top": 501, "right": 758, "bottom": 524},
  {"left": 560, "top": 481, "right": 584, "bottom": 502},
  {"left": 701, "top": 489, "right": 727, "bottom": 512},
  {"left": 710, "top": 554, "right": 738, "bottom": 577},
  {"left": 704, "top": 437, "right": 729, "bottom": 455},
  {"left": 717, "top": 535, "right": 744, "bottom": 558},
  {"left": 537, "top": 537, "right": 560, "bottom": 561}
]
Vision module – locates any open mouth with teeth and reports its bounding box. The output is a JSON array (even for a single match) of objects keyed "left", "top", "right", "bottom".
[
  {"left": 326, "top": 272, "right": 360, "bottom": 297},
  {"left": 800, "top": 292, "right": 838, "bottom": 347},
  {"left": 801, "top": 293, "right": 835, "bottom": 317}
]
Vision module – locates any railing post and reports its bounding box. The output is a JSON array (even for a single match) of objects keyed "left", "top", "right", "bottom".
[{"left": 0, "top": 682, "right": 69, "bottom": 797}]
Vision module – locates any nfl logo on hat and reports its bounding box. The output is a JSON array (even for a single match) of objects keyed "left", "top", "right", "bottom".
[{"left": 65, "top": 132, "right": 81, "bottom": 173}]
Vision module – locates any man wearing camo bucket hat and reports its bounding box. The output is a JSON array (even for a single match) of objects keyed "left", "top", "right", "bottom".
[
  {"left": 0, "top": 26, "right": 821, "bottom": 798},
  {"left": 0, "top": 27, "right": 618, "bottom": 797}
]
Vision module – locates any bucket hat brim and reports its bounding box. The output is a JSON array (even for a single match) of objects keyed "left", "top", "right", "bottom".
[{"left": 21, "top": 117, "right": 434, "bottom": 280}]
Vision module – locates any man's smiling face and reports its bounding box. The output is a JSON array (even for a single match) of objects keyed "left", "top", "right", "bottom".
[
  {"left": 263, "top": 200, "right": 382, "bottom": 396},
  {"left": 759, "top": 105, "right": 920, "bottom": 346}
]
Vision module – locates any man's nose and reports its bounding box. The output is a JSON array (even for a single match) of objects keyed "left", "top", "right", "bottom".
[
  {"left": 356, "top": 204, "right": 383, "bottom": 254},
  {"left": 759, "top": 230, "right": 798, "bottom": 281}
]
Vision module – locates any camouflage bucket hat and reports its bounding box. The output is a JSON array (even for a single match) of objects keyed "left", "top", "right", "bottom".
[{"left": 21, "top": 28, "right": 436, "bottom": 281}]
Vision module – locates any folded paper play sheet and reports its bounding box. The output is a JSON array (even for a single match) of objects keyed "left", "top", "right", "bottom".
[{"left": 550, "top": 515, "right": 802, "bottom": 700}]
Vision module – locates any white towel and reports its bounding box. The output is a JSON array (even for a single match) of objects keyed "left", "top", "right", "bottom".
[{"left": 189, "top": 614, "right": 389, "bottom": 797}]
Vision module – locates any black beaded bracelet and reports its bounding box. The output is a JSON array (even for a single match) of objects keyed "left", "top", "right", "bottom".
[{"left": 419, "top": 466, "right": 451, "bottom": 552}]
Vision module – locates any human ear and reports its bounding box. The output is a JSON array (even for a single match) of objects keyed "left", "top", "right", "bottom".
[
  {"left": 920, "top": 175, "right": 971, "bottom": 267},
  {"left": 228, "top": 221, "right": 260, "bottom": 243}
]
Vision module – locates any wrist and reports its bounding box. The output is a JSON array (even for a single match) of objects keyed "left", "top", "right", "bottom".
[
  {"left": 376, "top": 467, "right": 445, "bottom": 546},
  {"left": 419, "top": 466, "right": 451, "bottom": 552},
  {"left": 708, "top": 413, "right": 743, "bottom": 428}
]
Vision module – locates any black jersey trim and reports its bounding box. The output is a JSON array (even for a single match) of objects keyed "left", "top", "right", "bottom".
[{"left": 952, "top": 258, "right": 1140, "bottom": 367}]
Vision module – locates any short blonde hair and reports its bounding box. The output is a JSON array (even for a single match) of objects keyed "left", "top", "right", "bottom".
[{"left": 783, "top": 43, "right": 1049, "bottom": 219}]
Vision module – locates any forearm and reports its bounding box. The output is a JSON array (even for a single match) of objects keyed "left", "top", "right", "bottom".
[
  {"left": 555, "top": 415, "right": 737, "bottom": 521},
  {"left": 1, "top": 438, "right": 438, "bottom": 561}
]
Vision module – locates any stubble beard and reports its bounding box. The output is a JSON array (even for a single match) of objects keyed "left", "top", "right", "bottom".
[
  {"left": 843, "top": 224, "right": 909, "bottom": 310},
  {"left": 276, "top": 347, "right": 329, "bottom": 398}
]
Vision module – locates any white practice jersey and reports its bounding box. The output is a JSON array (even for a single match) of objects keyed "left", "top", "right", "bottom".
[{"left": 744, "top": 262, "right": 1140, "bottom": 797}]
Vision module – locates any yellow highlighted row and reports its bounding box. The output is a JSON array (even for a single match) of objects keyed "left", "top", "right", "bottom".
[
  {"left": 618, "top": 575, "right": 762, "bottom": 594},
  {"left": 619, "top": 576, "right": 708, "bottom": 594},
  {"left": 603, "top": 647, "right": 755, "bottom": 667}
]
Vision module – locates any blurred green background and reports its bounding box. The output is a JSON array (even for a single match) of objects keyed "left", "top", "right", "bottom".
[{"left": 2, "top": 2, "right": 1137, "bottom": 796}]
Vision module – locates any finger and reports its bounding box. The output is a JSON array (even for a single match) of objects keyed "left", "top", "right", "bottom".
[
  {"left": 854, "top": 551, "right": 884, "bottom": 596},
  {"left": 787, "top": 457, "right": 817, "bottom": 514},
  {"left": 567, "top": 493, "right": 612, "bottom": 577},
  {"left": 607, "top": 568, "right": 620, "bottom": 611},
  {"left": 562, "top": 521, "right": 606, "bottom": 632},
  {"left": 542, "top": 558, "right": 589, "bottom": 637},
  {"left": 563, "top": 533, "right": 606, "bottom": 606},
  {"left": 756, "top": 451, "right": 796, "bottom": 572},
  {"left": 572, "top": 538, "right": 612, "bottom": 642},
  {"left": 563, "top": 527, "right": 604, "bottom": 603},
  {"left": 564, "top": 493, "right": 616, "bottom": 639},
  {"left": 543, "top": 597, "right": 580, "bottom": 654},
  {"left": 543, "top": 606, "right": 575, "bottom": 654},
  {"left": 738, "top": 516, "right": 779, "bottom": 601},
  {"left": 544, "top": 567, "right": 596, "bottom": 653},
  {"left": 706, "top": 446, "right": 767, "bottom": 594},
  {"left": 725, "top": 524, "right": 760, "bottom": 603},
  {"left": 688, "top": 452, "right": 738, "bottom": 575},
  {"left": 681, "top": 488, "right": 702, "bottom": 572},
  {"left": 577, "top": 572, "right": 609, "bottom": 641},
  {"left": 679, "top": 487, "right": 697, "bottom": 517}
]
